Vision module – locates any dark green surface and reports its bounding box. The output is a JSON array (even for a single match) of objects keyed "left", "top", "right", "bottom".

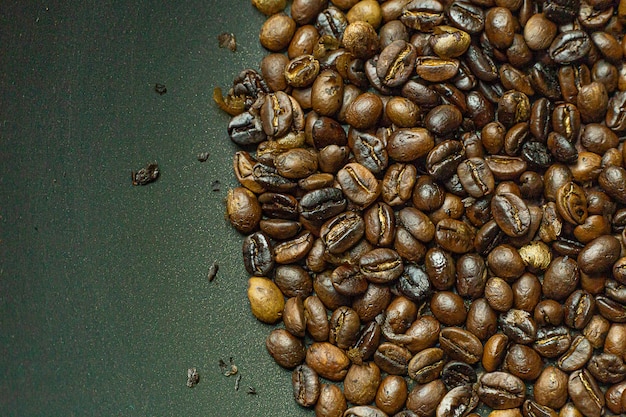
[{"left": 0, "top": 1, "right": 310, "bottom": 416}]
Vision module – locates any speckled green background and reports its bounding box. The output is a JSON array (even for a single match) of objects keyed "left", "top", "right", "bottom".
[{"left": 0, "top": 1, "right": 311, "bottom": 415}]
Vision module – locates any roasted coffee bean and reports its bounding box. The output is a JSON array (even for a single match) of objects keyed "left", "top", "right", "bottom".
[
  {"left": 549, "top": 30, "right": 592, "bottom": 64},
  {"left": 456, "top": 253, "right": 489, "bottom": 298},
  {"left": 439, "top": 327, "right": 483, "bottom": 364},
  {"left": 533, "top": 326, "right": 572, "bottom": 358},
  {"left": 253, "top": 163, "right": 298, "bottom": 193},
  {"left": 564, "top": 289, "right": 595, "bottom": 330},
  {"left": 543, "top": 0, "right": 579, "bottom": 23},
  {"left": 363, "top": 202, "right": 396, "bottom": 248},
  {"left": 329, "top": 306, "right": 361, "bottom": 349},
  {"left": 227, "top": 187, "right": 262, "bottom": 234},
  {"left": 376, "top": 40, "right": 417, "bottom": 87},
  {"left": 406, "top": 379, "right": 447, "bottom": 416},
  {"left": 466, "top": 298, "right": 498, "bottom": 341},
  {"left": 491, "top": 192, "right": 531, "bottom": 237},
  {"left": 266, "top": 328, "right": 306, "bottom": 369},
  {"left": 457, "top": 157, "right": 495, "bottom": 198},
  {"left": 299, "top": 187, "right": 347, "bottom": 222},
  {"left": 465, "top": 44, "right": 498, "bottom": 82},
  {"left": 436, "top": 384, "right": 479, "bottom": 417},
  {"left": 424, "top": 104, "right": 463, "bottom": 136},
  {"left": 386, "top": 127, "right": 435, "bottom": 162},
  {"left": 578, "top": 235, "right": 621, "bottom": 275},
  {"left": 353, "top": 283, "right": 392, "bottom": 322},
  {"left": 426, "top": 139, "right": 466, "bottom": 180},
  {"left": 435, "top": 218, "right": 475, "bottom": 254},
  {"left": 275, "top": 265, "right": 313, "bottom": 298},
  {"left": 315, "top": 383, "right": 348, "bottom": 417},
  {"left": 359, "top": 248, "right": 403, "bottom": 284},
  {"left": 283, "top": 296, "right": 306, "bottom": 338},
  {"left": 441, "top": 360, "right": 477, "bottom": 389},
  {"left": 414, "top": 56, "right": 460, "bottom": 82},
  {"left": 485, "top": 7, "right": 516, "bottom": 49},
  {"left": 599, "top": 165, "right": 626, "bottom": 204},
  {"left": 425, "top": 247, "right": 456, "bottom": 291},
  {"left": 485, "top": 277, "right": 514, "bottom": 312},
  {"left": 558, "top": 335, "right": 593, "bottom": 372},
  {"left": 430, "top": 291, "right": 467, "bottom": 326},
  {"left": 375, "top": 375, "right": 408, "bottom": 416},
  {"left": 534, "top": 366, "right": 569, "bottom": 410},
  {"left": 401, "top": 0, "right": 445, "bottom": 31},
  {"left": 606, "top": 90, "right": 626, "bottom": 132},
  {"left": 343, "top": 406, "right": 388, "bottom": 417},
  {"left": 260, "top": 219, "right": 301, "bottom": 239},
  {"left": 478, "top": 372, "right": 526, "bottom": 409},
  {"left": 259, "top": 192, "right": 299, "bottom": 220},
  {"left": 567, "top": 369, "right": 605, "bottom": 417},
  {"left": 242, "top": 231, "right": 274, "bottom": 276},
  {"left": 483, "top": 333, "right": 509, "bottom": 372},
  {"left": 499, "top": 309, "right": 537, "bottom": 344},
  {"left": 292, "top": 364, "right": 320, "bottom": 407},
  {"left": 374, "top": 342, "right": 412, "bottom": 375},
  {"left": 306, "top": 342, "right": 351, "bottom": 381},
  {"left": 497, "top": 90, "right": 530, "bottom": 127},
  {"left": 228, "top": 111, "right": 267, "bottom": 146},
  {"left": 344, "top": 362, "right": 381, "bottom": 406},
  {"left": 381, "top": 163, "right": 417, "bottom": 207},
  {"left": 588, "top": 352, "right": 626, "bottom": 384},
  {"left": 396, "top": 264, "right": 432, "bottom": 303},
  {"left": 332, "top": 264, "right": 368, "bottom": 296},
  {"left": 336, "top": 162, "right": 381, "bottom": 208},
  {"left": 504, "top": 343, "right": 544, "bottom": 381},
  {"left": 321, "top": 211, "right": 365, "bottom": 254},
  {"left": 596, "top": 295, "right": 626, "bottom": 323},
  {"left": 407, "top": 347, "right": 445, "bottom": 384}
]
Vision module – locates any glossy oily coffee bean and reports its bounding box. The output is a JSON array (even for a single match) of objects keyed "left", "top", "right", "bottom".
[
  {"left": 567, "top": 369, "right": 605, "bottom": 417},
  {"left": 253, "top": 163, "right": 298, "bottom": 193},
  {"left": 504, "top": 343, "right": 544, "bottom": 381},
  {"left": 363, "top": 202, "right": 396, "bottom": 247},
  {"left": 533, "top": 326, "right": 572, "bottom": 359},
  {"left": 426, "top": 140, "right": 465, "bottom": 180},
  {"left": 227, "top": 187, "right": 262, "bottom": 234},
  {"left": 447, "top": 1, "right": 485, "bottom": 34},
  {"left": 412, "top": 175, "right": 444, "bottom": 212},
  {"left": 482, "top": 334, "right": 509, "bottom": 372},
  {"left": 499, "top": 309, "right": 537, "bottom": 344},
  {"left": 477, "top": 372, "right": 526, "bottom": 410},
  {"left": 304, "top": 295, "right": 330, "bottom": 342},
  {"left": 436, "top": 384, "right": 479, "bottom": 417},
  {"left": 292, "top": 364, "right": 320, "bottom": 407},
  {"left": 349, "top": 129, "right": 388, "bottom": 174},
  {"left": 596, "top": 295, "right": 626, "bottom": 323},
  {"left": 457, "top": 157, "right": 495, "bottom": 198},
  {"left": 320, "top": 211, "right": 365, "bottom": 255},
  {"left": 557, "top": 335, "right": 593, "bottom": 372},
  {"left": 375, "top": 375, "right": 407, "bottom": 416},
  {"left": 274, "top": 265, "right": 313, "bottom": 299},
  {"left": 385, "top": 96, "right": 420, "bottom": 127},
  {"left": 424, "top": 104, "right": 463, "bottom": 136},
  {"left": 242, "top": 231, "right": 274, "bottom": 276},
  {"left": 407, "top": 347, "right": 445, "bottom": 384},
  {"left": 397, "top": 207, "right": 435, "bottom": 243},
  {"left": 260, "top": 219, "right": 301, "bottom": 240},
  {"left": 395, "top": 264, "right": 432, "bottom": 303},
  {"left": 376, "top": 40, "right": 417, "bottom": 87},
  {"left": 485, "top": 7, "right": 516, "bottom": 49},
  {"left": 430, "top": 291, "right": 467, "bottom": 326},
  {"left": 425, "top": 247, "right": 456, "bottom": 291},
  {"left": 359, "top": 248, "right": 403, "bottom": 284},
  {"left": 605, "top": 90, "right": 626, "bottom": 132},
  {"left": 549, "top": 30, "right": 592, "bottom": 64},
  {"left": 336, "top": 162, "right": 381, "bottom": 208},
  {"left": 283, "top": 297, "right": 306, "bottom": 338},
  {"left": 439, "top": 327, "right": 483, "bottom": 364},
  {"left": 299, "top": 187, "right": 347, "bottom": 223},
  {"left": 386, "top": 128, "right": 435, "bottom": 162},
  {"left": 435, "top": 218, "right": 475, "bottom": 254},
  {"left": 414, "top": 56, "right": 460, "bottom": 82},
  {"left": 400, "top": 0, "right": 445, "bottom": 31},
  {"left": 373, "top": 342, "right": 412, "bottom": 375},
  {"left": 564, "top": 289, "right": 595, "bottom": 330},
  {"left": 441, "top": 360, "right": 477, "bottom": 389},
  {"left": 331, "top": 264, "right": 368, "bottom": 297},
  {"left": 599, "top": 165, "right": 626, "bottom": 204},
  {"left": 491, "top": 192, "right": 531, "bottom": 237},
  {"left": 578, "top": 235, "right": 621, "bottom": 275},
  {"left": 543, "top": 256, "right": 579, "bottom": 300}
]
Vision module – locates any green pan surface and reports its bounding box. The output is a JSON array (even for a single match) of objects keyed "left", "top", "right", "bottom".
[{"left": 0, "top": 1, "right": 310, "bottom": 415}]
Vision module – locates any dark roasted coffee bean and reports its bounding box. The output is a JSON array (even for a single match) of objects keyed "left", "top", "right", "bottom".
[
  {"left": 447, "top": 1, "right": 485, "bottom": 34},
  {"left": 457, "top": 157, "right": 495, "bottom": 198},
  {"left": 499, "top": 309, "right": 537, "bottom": 344},
  {"left": 363, "top": 202, "right": 396, "bottom": 248},
  {"left": 456, "top": 253, "right": 488, "bottom": 299},
  {"left": 588, "top": 352, "right": 626, "bottom": 384},
  {"left": 253, "top": 163, "right": 298, "bottom": 193},
  {"left": 439, "top": 327, "right": 483, "bottom": 364},
  {"left": 375, "top": 375, "right": 407, "bottom": 416},
  {"left": 336, "top": 162, "right": 381, "bottom": 208},
  {"left": 414, "top": 56, "right": 460, "bottom": 82},
  {"left": 567, "top": 369, "right": 605, "bottom": 417},
  {"left": 374, "top": 342, "right": 412, "bottom": 375},
  {"left": 478, "top": 371, "right": 526, "bottom": 409},
  {"left": 596, "top": 295, "right": 626, "bottom": 323},
  {"left": 315, "top": 6, "right": 348, "bottom": 40},
  {"left": 386, "top": 127, "right": 435, "bottom": 162},
  {"left": 441, "top": 361, "right": 477, "bottom": 389},
  {"left": 228, "top": 111, "right": 267, "bottom": 145},
  {"left": 547, "top": 132, "right": 578, "bottom": 164},
  {"left": 504, "top": 343, "right": 544, "bottom": 381},
  {"left": 321, "top": 211, "right": 365, "bottom": 255},
  {"left": 436, "top": 384, "right": 479, "bottom": 417},
  {"left": 401, "top": 0, "right": 445, "bottom": 31},
  {"left": 599, "top": 165, "right": 626, "bottom": 204},
  {"left": 558, "top": 335, "right": 593, "bottom": 372},
  {"left": 292, "top": 364, "right": 320, "bottom": 407},
  {"left": 259, "top": 192, "right": 299, "bottom": 220},
  {"left": 529, "top": 62, "right": 562, "bottom": 100},
  {"left": 243, "top": 231, "right": 274, "bottom": 276},
  {"left": 425, "top": 247, "right": 456, "bottom": 291},
  {"left": 491, "top": 192, "right": 531, "bottom": 237},
  {"left": 426, "top": 140, "right": 465, "bottom": 180},
  {"left": 555, "top": 181, "right": 588, "bottom": 225},
  {"left": 381, "top": 163, "right": 417, "bottom": 207},
  {"left": 376, "top": 40, "right": 417, "bottom": 87},
  {"left": 331, "top": 264, "right": 368, "bottom": 297},
  {"left": 466, "top": 298, "right": 498, "bottom": 341},
  {"left": 435, "top": 218, "right": 475, "bottom": 254},
  {"left": 549, "top": 30, "right": 592, "bottom": 64},
  {"left": 260, "top": 218, "right": 301, "bottom": 240},
  {"left": 266, "top": 328, "right": 306, "bottom": 369},
  {"left": 315, "top": 383, "right": 347, "bottom": 417},
  {"left": 523, "top": 400, "right": 559, "bottom": 417},
  {"left": 543, "top": 0, "right": 579, "bottom": 24},
  {"left": 359, "top": 248, "right": 403, "bottom": 284},
  {"left": 396, "top": 264, "right": 432, "bottom": 303},
  {"left": 533, "top": 326, "right": 572, "bottom": 358},
  {"left": 299, "top": 187, "right": 346, "bottom": 222}
]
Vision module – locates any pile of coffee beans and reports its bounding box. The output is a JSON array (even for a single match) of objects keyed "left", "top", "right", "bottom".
[{"left": 218, "top": 0, "right": 626, "bottom": 416}]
